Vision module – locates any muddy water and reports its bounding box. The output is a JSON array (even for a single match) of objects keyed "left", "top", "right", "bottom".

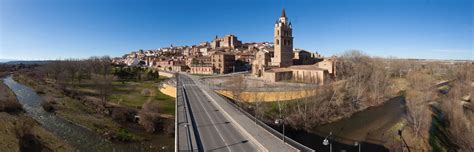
[
  {"left": 315, "top": 96, "right": 406, "bottom": 142},
  {"left": 3, "top": 75, "right": 172, "bottom": 152},
  {"left": 283, "top": 97, "right": 406, "bottom": 151}
]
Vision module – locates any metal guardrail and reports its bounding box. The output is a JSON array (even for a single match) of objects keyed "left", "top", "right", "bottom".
[
  {"left": 174, "top": 76, "right": 178, "bottom": 152},
  {"left": 182, "top": 87, "right": 204, "bottom": 151},
  {"left": 181, "top": 87, "right": 193, "bottom": 151},
  {"left": 176, "top": 74, "right": 202, "bottom": 152},
  {"left": 218, "top": 94, "right": 315, "bottom": 152}
]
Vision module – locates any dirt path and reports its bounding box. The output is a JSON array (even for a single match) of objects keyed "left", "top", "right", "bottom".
[{"left": 145, "top": 87, "right": 156, "bottom": 104}]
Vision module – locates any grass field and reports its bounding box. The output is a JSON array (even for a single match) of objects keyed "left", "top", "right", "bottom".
[
  {"left": 55, "top": 96, "right": 122, "bottom": 134},
  {"left": 108, "top": 79, "right": 175, "bottom": 115},
  {"left": 68, "top": 75, "right": 175, "bottom": 116}
]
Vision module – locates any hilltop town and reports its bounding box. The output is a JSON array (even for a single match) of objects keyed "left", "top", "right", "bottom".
[
  {"left": 114, "top": 9, "right": 336, "bottom": 85},
  {"left": 1, "top": 5, "right": 473, "bottom": 152}
]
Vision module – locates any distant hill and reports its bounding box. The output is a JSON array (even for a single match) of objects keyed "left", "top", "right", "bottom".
[
  {"left": 2, "top": 60, "right": 50, "bottom": 65},
  {"left": 0, "top": 59, "right": 16, "bottom": 63}
]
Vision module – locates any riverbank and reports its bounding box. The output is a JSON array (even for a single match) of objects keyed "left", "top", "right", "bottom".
[
  {"left": 214, "top": 76, "right": 410, "bottom": 151},
  {"left": 1, "top": 78, "right": 74, "bottom": 151},
  {"left": 208, "top": 75, "right": 408, "bottom": 124},
  {"left": 13, "top": 73, "right": 123, "bottom": 136},
  {"left": 12, "top": 72, "right": 174, "bottom": 151}
]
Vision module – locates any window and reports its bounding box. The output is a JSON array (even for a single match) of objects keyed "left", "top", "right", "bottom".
[
  {"left": 276, "top": 39, "right": 279, "bottom": 45},
  {"left": 277, "top": 30, "right": 279, "bottom": 35}
]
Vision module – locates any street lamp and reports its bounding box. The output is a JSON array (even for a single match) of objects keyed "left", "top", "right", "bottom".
[
  {"left": 274, "top": 118, "right": 285, "bottom": 142},
  {"left": 323, "top": 131, "right": 332, "bottom": 152},
  {"left": 354, "top": 141, "right": 361, "bottom": 152}
]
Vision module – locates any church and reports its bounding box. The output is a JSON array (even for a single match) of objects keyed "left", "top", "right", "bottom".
[{"left": 251, "top": 9, "right": 336, "bottom": 85}]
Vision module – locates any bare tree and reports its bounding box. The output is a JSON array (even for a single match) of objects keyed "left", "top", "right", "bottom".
[
  {"left": 405, "top": 70, "right": 436, "bottom": 144},
  {"left": 63, "top": 59, "right": 79, "bottom": 86},
  {"left": 92, "top": 74, "right": 113, "bottom": 102},
  {"left": 138, "top": 101, "right": 163, "bottom": 133},
  {"left": 229, "top": 75, "right": 247, "bottom": 102},
  {"left": 440, "top": 63, "right": 474, "bottom": 150}
]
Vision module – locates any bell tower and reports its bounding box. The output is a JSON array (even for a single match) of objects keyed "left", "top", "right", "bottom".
[{"left": 273, "top": 8, "right": 293, "bottom": 67}]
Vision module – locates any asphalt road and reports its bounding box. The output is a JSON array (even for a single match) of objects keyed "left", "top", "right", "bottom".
[
  {"left": 179, "top": 75, "right": 257, "bottom": 152},
  {"left": 176, "top": 76, "right": 198, "bottom": 151}
]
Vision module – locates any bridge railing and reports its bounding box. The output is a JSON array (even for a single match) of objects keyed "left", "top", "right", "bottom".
[
  {"left": 176, "top": 74, "right": 201, "bottom": 151},
  {"left": 217, "top": 94, "right": 315, "bottom": 152},
  {"left": 174, "top": 75, "right": 178, "bottom": 152}
]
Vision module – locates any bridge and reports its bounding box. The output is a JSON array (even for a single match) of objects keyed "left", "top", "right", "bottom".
[{"left": 175, "top": 73, "right": 308, "bottom": 152}]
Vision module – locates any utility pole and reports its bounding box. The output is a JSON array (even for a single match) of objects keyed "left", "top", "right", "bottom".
[
  {"left": 275, "top": 99, "right": 285, "bottom": 143},
  {"left": 354, "top": 142, "right": 361, "bottom": 152},
  {"left": 330, "top": 132, "right": 332, "bottom": 152}
]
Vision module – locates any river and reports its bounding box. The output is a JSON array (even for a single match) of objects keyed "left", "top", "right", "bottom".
[
  {"left": 274, "top": 97, "right": 407, "bottom": 151},
  {"left": 3, "top": 75, "right": 171, "bottom": 152}
]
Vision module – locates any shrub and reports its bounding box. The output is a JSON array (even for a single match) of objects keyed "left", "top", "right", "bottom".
[
  {"left": 138, "top": 101, "right": 163, "bottom": 133},
  {"left": 13, "top": 117, "right": 36, "bottom": 139},
  {"left": 111, "top": 107, "right": 136, "bottom": 123},
  {"left": 138, "top": 111, "right": 162, "bottom": 133},
  {"left": 163, "top": 119, "right": 175, "bottom": 135},
  {"left": 0, "top": 99, "right": 23, "bottom": 113},
  {"left": 14, "top": 117, "right": 51, "bottom": 152},
  {"left": 114, "top": 128, "right": 135, "bottom": 142},
  {"left": 41, "top": 101, "right": 55, "bottom": 112}
]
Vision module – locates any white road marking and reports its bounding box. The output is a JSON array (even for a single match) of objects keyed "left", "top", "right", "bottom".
[
  {"left": 185, "top": 81, "right": 232, "bottom": 152},
  {"left": 190, "top": 76, "right": 267, "bottom": 152}
]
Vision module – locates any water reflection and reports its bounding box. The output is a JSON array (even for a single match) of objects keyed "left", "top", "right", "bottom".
[{"left": 283, "top": 97, "right": 406, "bottom": 151}]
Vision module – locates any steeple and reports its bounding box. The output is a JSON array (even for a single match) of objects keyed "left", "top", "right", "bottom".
[
  {"left": 281, "top": 8, "right": 286, "bottom": 18},
  {"left": 273, "top": 8, "right": 293, "bottom": 68}
]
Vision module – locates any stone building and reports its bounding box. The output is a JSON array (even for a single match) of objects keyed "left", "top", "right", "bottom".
[
  {"left": 199, "top": 47, "right": 211, "bottom": 56},
  {"left": 316, "top": 56, "right": 337, "bottom": 76},
  {"left": 252, "top": 50, "right": 272, "bottom": 76},
  {"left": 251, "top": 9, "right": 336, "bottom": 85},
  {"left": 211, "top": 52, "right": 236, "bottom": 74},
  {"left": 262, "top": 65, "right": 330, "bottom": 85},
  {"left": 211, "top": 35, "right": 242, "bottom": 49},
  {"left": 155, "top": 59, "right": 174, "bottom": 70},
  {"left": 235, "top": 52, "right": 254, "bottom": 63},
  {"left": 191, "top": 56, "right": 211, "bottom": 65},
  {"left": 190, "top": 64, "right": 213, "bottom": 75},
  {"left": 171, "top": 65, "right": 188, "bottom": 72},
  {"left": 293, "top": 49, "right": 322, "bottom": 65},
  {"left": 289, "top": 65, "right": 330, "bottom": 84}
]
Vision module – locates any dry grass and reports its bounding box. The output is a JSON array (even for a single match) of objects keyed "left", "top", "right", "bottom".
[
  {"left": 0, "top": 81, "right": 23, "bottom": 113},
  {"left": 13, "top": 74, "right": 124, "bottom": 135},
  {"left": 0, "top": 113, "right": 74, "bottom": 151},
  {"left": 54, "top": 97, "right": 122, "bottom": 135}
]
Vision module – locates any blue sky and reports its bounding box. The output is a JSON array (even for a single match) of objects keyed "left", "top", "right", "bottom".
[{"left": 0, "top": 0, "right": 472, "bottom": 60}]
